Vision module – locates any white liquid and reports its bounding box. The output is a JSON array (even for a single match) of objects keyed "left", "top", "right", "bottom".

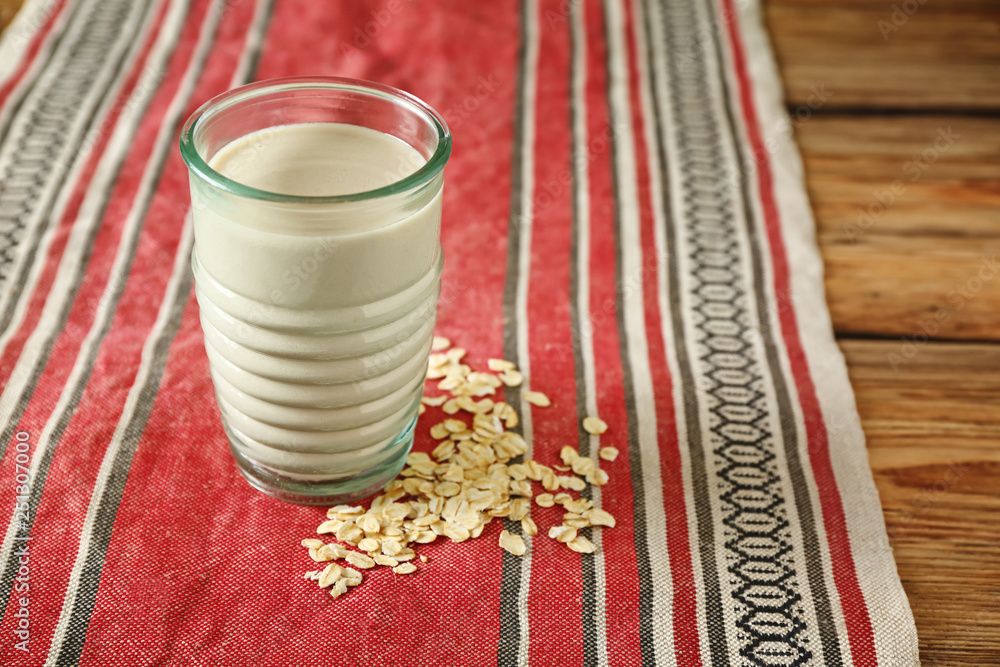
[{"left": 190, "top": 123, "right": 442, "bottom": 479}]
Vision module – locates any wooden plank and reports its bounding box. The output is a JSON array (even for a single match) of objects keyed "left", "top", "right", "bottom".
[
  {"left": 842, "top": 339, "right": 1000, "bottom": 666},
  {"left": 0, "top": 0, "right": 24, "bottom": 35},
  {"left": 796, "top": 114, "right": 1000, "bottom": 340},
  {"left": 764, "top": 3, "right": 1000, "bottom": 110}
]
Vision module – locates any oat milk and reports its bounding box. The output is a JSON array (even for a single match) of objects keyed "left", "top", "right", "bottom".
[{"left": 190, "top": 123, "right": 442, "bottom": 480}]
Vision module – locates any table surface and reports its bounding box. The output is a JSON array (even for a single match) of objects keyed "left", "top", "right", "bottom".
[{"left": 2, "top": 1, "right": 998, "bottom": 665}]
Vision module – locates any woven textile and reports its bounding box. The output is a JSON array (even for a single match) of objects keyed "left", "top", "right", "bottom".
[{"left": 0, "top": 0, "right": 918, "bottom": 664}]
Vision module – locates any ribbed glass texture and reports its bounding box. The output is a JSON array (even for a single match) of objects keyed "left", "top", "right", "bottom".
[{"left": 180, "top": 77, "right": 451, "bottom": 504}]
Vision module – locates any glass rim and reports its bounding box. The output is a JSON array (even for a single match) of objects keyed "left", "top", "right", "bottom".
[{"left": 178, "top": 76, "right": 452, "bottom": 205}]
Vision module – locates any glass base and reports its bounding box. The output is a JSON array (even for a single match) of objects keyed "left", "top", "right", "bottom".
[{"left": 225, "top": 415, "right": 417, "bottom": 505}]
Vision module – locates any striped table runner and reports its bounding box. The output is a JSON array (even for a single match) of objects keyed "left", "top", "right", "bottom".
[{"left": 0, "top": 0, "right": 919, "bottom": 664}]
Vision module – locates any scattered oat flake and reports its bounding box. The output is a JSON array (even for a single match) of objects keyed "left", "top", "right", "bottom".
[
  {"left": 301, "top": 337, "right": 625, "bottom": 600},
  {"left": 358, "top": 537, "right": 380, "bottom": 552},
  {"left": 431, "top": 440, "right": 456, "bottom": 460},
  {"left": 438, "top": 376, "right": 462, "bottom": 391},
  {"left": 335, "top": 523, "right": 363, "bottom": 545},
  {"left": 318, "top": 563, "right": 342, "bottom": 588},
  {"left": 422, "top": 395, "right": 448, "bottom": 406},
  {"left": 316, "top": 520, "right": 339, "bottom": 535},
  {"left": 549, "top": 525, "right": 577, "bottom": 543},
  {"left": 443, "top": 419, "right": 467, "bottom": 433},
  {"left": 499, "top": 530, "right": 526, "bottom": 556},
  {"left": 357, "top": 514, "right": 380, "bottom": 533},
  {"left": 329, "top": 579, "right": 349, "bottom": 598},
  {"left": 320, "top": 543, "right": 347, "bottom": 560},
  {"left": 587, "top": 468, "right": 610, "bottom": 486},
  {"left": 582, "top": 416, "right": 608, "bottom": 435},
  {"left": 488, "top": 358, "right": 516, "bottom": 372},
  {"left": 563, "top": 476, "right": 588, "bottom": 491},
  {"left": 524, "top": 391, "right": 550, "bottom": 407},
  {"left": 567, "top": 535, "right": 597, "bottom": 554},
  {"left": 599, "top": 446, "right": 619, "bottom": 462},
  {"left": 344, "top": 551, "right": 376, "bottom": 569},
  {"left": 499, "top": 369, "right": 523, "bottom": 387},
  {"left": 564, "top": 498, "right": 593, "bottom": 514},
  {"left": 326, "top": 505, "right": 363, "bottom": 518},
  {"left": 587, "top": 508, "right": 617, "bottom": 528}
]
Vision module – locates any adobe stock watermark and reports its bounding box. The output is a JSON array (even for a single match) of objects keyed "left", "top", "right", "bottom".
[
  {"left": 508, "top": 118, "right": 630, "bottom": 233},
  {"left": 440, "top": 74, "right": 501, "bottom": 131},
  {"left": 213, "top": 147, "right": 430, "bottom": 346},
  {"left": 728, "top": 84, "right": 833, "bottom": 191},
  {"left": 673, "top": 0, "right": 753, "bottom": 72},
  {"left": 338, "top": 0, "right": 417, "bottom": 58},
  {"left": 56, "top": 64, "right": 165, "bottom": 170},
  {"left": 784, "top": 85, "right": 834, "bottom": 126},
  {"left": 544, "top": 249, "right": 665, "bottom": 366},
  {"left": 542, "top": 0, "right": 583, "bottom": 29},
  {"left": 844, "top": 126, "right": 959, "bottom": 243},
  {"left": 4, "top": 0, "right": 59, "bottom": 48},
  {"left": 877, "top": 0, "right": 928, "bottom": 41},
  {"left": 10, "top": 430, "right": 33, "bottom": 653},
  {"left": 887, "top": 253, "right": 998, "bottom": 372},
  {"left": 886, "top": 459, "right": 971, "bottom": 541}
]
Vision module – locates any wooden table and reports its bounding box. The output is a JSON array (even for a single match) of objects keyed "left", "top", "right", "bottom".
[
  {"left": 764, "top": 2, "right": 1000, "bottom": 664},
  {"left": 2, "top": 1, "right": 998, "bottom": 664}
]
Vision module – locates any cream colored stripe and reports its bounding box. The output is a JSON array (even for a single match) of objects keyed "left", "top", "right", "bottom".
[
  {"left": 512, "top": 0, "right": 540, "bottom": 663},
  {"left": 41, "top": 0, "right": 235, "bottom": 657},
  {"left": 0, "top": 0, "right": 167, "bottom": 365},
  {"left": 728, "top": 0, "right": 917, "bottom": 662},
  {"left": 0, "top": 0, "right": 178, "bottom": 586},
  {"left": 43, "top": 213, "right": 194, "bottom": 665},
  {"left": 570, "top": 0, "right": 610, "bottom": 664},
  {"left": 0, "top": 0, "right": 151, "bottom": 326},
  {"left": 45, "top": 0, "right": 276, "bottom": 653},
  {"left": 634, "top": 0, "right": 711, "bottom": 661},
  {"left": 603, "top": 0, "right": 674, "bottom": 662},
  {"left": 0, "top": 0, "right": 63, "bottom": 88}
]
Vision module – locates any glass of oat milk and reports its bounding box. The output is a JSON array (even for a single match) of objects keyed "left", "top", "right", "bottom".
[{"left": 179, "top": 77, "right": 450, "bottom": 504}]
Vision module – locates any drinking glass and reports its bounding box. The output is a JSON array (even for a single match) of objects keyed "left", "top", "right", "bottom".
[{"left": 179, "top": 77, "right": 450, "bottom": 504}]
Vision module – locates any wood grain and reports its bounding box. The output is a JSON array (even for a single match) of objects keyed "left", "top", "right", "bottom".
[
  {"left": 0, "top": 0, "right": 23, "bottom": 35},
  {"left": 765, "top": 3, "right": 1000, "bottom": 110},
  {"left": 797, "top": 114, "right": 1000, "bottom": 340},
  {"left": 843, "top": 339, "right": 1000, "bottom": 666}
]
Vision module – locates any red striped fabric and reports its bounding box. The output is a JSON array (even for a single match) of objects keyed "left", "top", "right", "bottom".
[{"left": 0, "top": 0, "right": 918, "bottom": 665}]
